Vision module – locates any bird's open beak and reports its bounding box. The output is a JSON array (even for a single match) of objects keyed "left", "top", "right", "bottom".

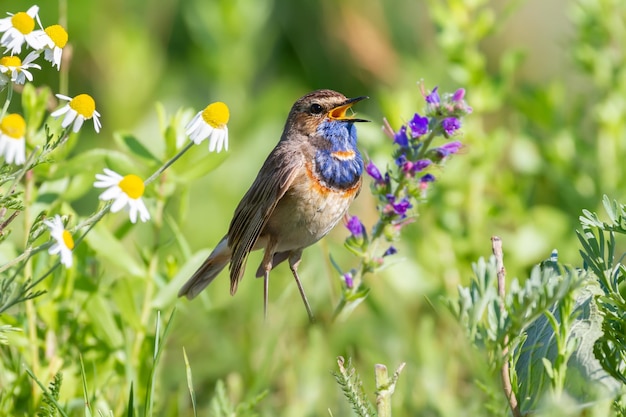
[{"left": 328, "top": 96, "right": 370, "bottom": 122}]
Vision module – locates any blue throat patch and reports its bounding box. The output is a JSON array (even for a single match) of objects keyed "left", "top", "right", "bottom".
[{"left": 314, "top": 120, "right": 363, "bottom": 189}]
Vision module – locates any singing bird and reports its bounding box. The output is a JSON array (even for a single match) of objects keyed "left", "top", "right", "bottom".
[{"left": 178, "top": 89, "right": 368, "bottom": 321}]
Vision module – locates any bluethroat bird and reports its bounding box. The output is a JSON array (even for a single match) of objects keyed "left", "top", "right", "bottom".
[{"left": 178, "top": 89, "right": 368, "bottom": 322}]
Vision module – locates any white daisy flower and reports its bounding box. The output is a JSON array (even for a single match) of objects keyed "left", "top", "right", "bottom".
[
  {"left": 0, "top": 113, "right": 26, "bottom": 165},
  {"left": 0, "top": 5, "right": 47, "bottom": 55},
  {"left": 51, "top": 93, "right": 101, "bottom": 133},
  {"left": 44, "top": 215, "right": 74, "bottom": 267},
  {"left": 186, "top": 101, "right": 229, "bottom": 152},
  {"left": 42, "top": 24, "right": 68, "bottom": 70},
  {"left": 0, "top": 51, "right": 40, "bottom": 86},
  {"left": 94, "top": 168, "right": 150, "bottom": 223}
]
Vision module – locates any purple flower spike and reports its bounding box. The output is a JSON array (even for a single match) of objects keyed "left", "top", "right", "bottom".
[
  {"left": 343, "top": 272, "right": 354, "bottom": 289},
  {"left": 426, "top": 86, "right": 440, "bottom": 105},
  {"left": 383, "top": 246, "right": 397, "bottom": 257},
  {"left": 346, "top": 215, "right": 364, "bottom": 237},
  {"left": 441, "top": 117, "right": 461, "bottom": 135},
  {"left": 408, "top": 113, "right": 429, "bottom": 137},
  {"left": 393, "top": 125, "right": 408, "bottom": 147},
  {"left": 436, "top": 140, "right": 462, "bottom": 157},
  {"left": 366, "top": 160, "right": 384, "bottom": 182},
  {"left": 452, "top": 88, "right": 465, "bottom": 102}
]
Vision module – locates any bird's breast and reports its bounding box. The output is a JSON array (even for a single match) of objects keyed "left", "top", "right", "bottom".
[{"left": 262, "top": 162, "right": 361, "bottom": 252}]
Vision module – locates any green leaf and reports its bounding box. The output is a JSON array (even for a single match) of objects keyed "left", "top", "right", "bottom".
[
  {"left": 22, "top": 83, "right": 52, "bottom": 134},
  {"left": 169, "top": 144, "right": 229, "bottom": 183},
  {"left": 85, "top": 294, "right": 124, "bottom": 348},
  {"left": 47, "top": 149, "right": 141, "bottom": 179},
  {"left": 79, "top": 356, "right": 93, "bottom": 417},
  {"left": 114, "top": 132, "right": 161, "bottom": 164},
  {"left": 111, "top": 278, "right": 142, "bottom": 330},
  {"left": 85, "top": 223, "right": 145, "bottom": 277},
  {"left": 126, "top": 382, "right": 134, "bottom": 417},
  {"left": 152, "top": 248, "right": 212, "bottom": 308}
]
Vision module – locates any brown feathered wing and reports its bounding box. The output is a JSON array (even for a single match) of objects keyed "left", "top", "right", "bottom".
[{"left": 227, "top": 143, "right": 304, "bottom": 294}]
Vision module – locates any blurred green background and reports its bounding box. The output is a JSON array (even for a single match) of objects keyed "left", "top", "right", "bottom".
[{"left": 5, "top": 0, "right": 626, "bottom": 415}]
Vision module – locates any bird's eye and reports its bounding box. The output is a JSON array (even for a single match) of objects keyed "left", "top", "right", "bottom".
[{"left": 309, "top": 103, "right": 324, "bottom": 115}]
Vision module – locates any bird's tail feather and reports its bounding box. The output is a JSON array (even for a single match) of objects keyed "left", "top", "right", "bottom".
[{"left": 178, "top": 237, "right": 231, "bottom": 299}]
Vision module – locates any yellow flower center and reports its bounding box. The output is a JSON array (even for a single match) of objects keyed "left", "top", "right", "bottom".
[
  {"left": 0, "top": 114, "right": 26, "bottom": 139},
  {"left": 118, "top": 174, "right": 145, "bottom": 199},
  {"left": 0, "top": 55, "right": 21, "bottom": 69},
  {"left": 201, "top": 102, "right": 229, "bottom": 128},
  {"left": 62, "top": 229, "right": 75, "bottom": 250},
  {"left": 69, "top": 94, "right": 96, "bottom": 119},
  {"left": 45, "top": 25, "right": 68, "bottom": 48},
  {"left": 11, "top": 12, "right": 35, "bottom": 35}
]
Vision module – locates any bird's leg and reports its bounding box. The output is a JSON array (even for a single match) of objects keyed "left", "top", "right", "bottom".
[
  {"left": 263, "top": 269, "right": 269, "bottom": 321},
  {"left": 289, "top": 250, "right": 315, "bottom": 323},
  {"left": 260, "top": 242, "right": 277, "bottom": 321}
]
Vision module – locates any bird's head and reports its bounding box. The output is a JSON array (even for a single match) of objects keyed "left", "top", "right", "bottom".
[{"left": 284, "top": 89, "right": 369, "bottom": 138}]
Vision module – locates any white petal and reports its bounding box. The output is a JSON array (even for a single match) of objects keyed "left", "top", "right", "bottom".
[
  {"left": 60, "top": 248, "right": 73, "bottom": 267},
  {"left": 60, "top": 109, "right": 77, "bottom": 127},
  {"left": 128, "top": 205, "right": 138, "bottom": 223},
  {"left": 50, "top": 104, "right": 69, "bottom": 118},
  {"left": 99, "top": 186, "right": 122, "bottom": 201},
  {"left": 185, "top": 112, "right": 202, "bottom": 134},
  {"left": 110, "top": 194, "right": 129, "bottom": 213},
  {"left": 48, "top": 243, "right": 61, "bottom": 255},
  {"left": 102, "top": 168, "right": 122, "bottom": 179},
  {"left": 133, "top": 199, "right": 150, "bottom": 222},
  {"left": 26, "top": 5, "right": 40, "bottom": 17},
  {"left": 72, "top": 116, "right": 85, "bottom": 133},
  {"left": 92, "top": 114, "right": 101, "bottom": 133}
]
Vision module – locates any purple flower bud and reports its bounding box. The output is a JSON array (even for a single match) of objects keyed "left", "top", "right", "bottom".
[
  {"left": 346, "top": 215, "right": 364, "bottom": 237},
  {"left": 426, "top": 86, "right": 440, "bottom": 105},
  {"left": 435, "top": 140, "right": 462, "bottom": 157},
  {"left": 393, "top": 125, "right": 409, "bottom": 147},
  {"left": 413, "top": 159, "right": 432, "bottom": 171},
  {"left": 366, "top": 160, "right": 384, "bottom": 183},
  {"left": 420, "top": 174, "right": 435, "bottom": 185},
  {"left": 386, "top": 194, "right": 412, "bottom": 217},
  {"left": 408, "top": 113, "right": 429, "bottom": 137},
  {"left": 383, "top": 246, "right": 397, "bottom": 257},
  {"left": 452, "top": 88, "right": 465, "bottom": 102},
  {"left": 441, "top": 117, "right": 461, "bottom": 135},
  {"left": 401, "top": 160, "right": 414, "bottom": 174},
  {"left": 395, "top": 154, "right": 407, "bottom": 167},
  {"left": 343, "top": 272, "right": 354, "bottom": 289}
]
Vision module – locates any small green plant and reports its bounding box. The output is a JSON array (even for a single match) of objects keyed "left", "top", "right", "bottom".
[
  {"left": 448, "top": 197, "right": 626, "bottom": 415},
  {"left": 332, "top": 356, "right": 405, "bottom": 417}
]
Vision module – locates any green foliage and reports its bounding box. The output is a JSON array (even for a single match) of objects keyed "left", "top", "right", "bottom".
[
  {"left": 578, "top": 197, "right": 626, "bottom": 386},
  {"left": 36, "top": 372, "right": 64, "bottom": 417},
  {"left": 3, "top": 0, "right": 626, "bottom": 416},
  {"left": 332, "top": 357, "right": 377, "bottom": 417},
  {"left": 208, "top": 379, "right": 266, "bottom": 417}
]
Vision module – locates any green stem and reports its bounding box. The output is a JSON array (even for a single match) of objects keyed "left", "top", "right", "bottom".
[
  {"left": 415, "top": 127, "right": 438, "bottom": 160},
  {"left": 24, "top": 366, "right": 70, "bottom": 417},
  {"left": 58, "top": 0, "right": 68, "bottom": 96},
  {"left": 144, "top": 140, "right": 194, "bottom": 185},
  {"left": 0, "top": 81, "right": 14, "bottom": 121},
  {"left": 375, "top": 364, "right": 392, "bottom": 417}
]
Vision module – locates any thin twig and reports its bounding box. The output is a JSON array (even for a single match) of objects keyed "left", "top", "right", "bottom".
[
  {"left": 0, "top": 210, "right": 20, "bottom": 235},
  {"left": 491, "top": 236, "right": 522, "bottom": 417}
]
